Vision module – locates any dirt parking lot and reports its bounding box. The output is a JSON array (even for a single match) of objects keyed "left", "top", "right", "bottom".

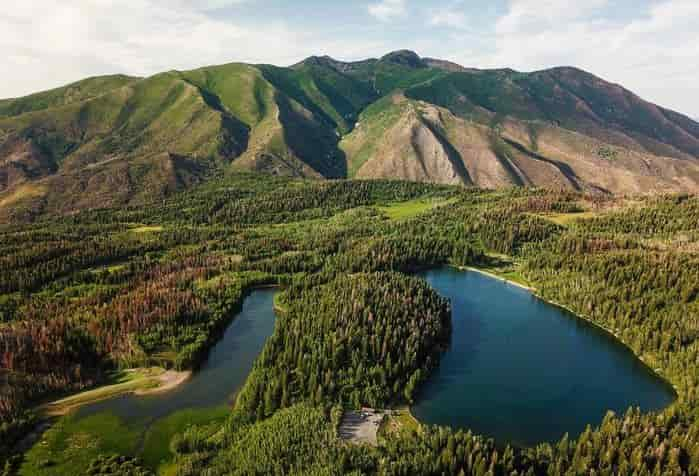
[{"left": 338, "top": 409, "right": 386, "bottom": 445}]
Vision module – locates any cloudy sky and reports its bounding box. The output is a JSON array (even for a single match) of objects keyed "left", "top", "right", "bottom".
[{"left": 2, "top": 0, "right": 698, "bottom": 117}]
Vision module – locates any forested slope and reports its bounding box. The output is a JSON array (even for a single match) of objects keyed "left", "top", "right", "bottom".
[{"left": 0, "top": 174, "right": 698, "bottom": 475}]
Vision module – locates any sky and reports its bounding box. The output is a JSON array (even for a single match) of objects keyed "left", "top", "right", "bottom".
[{"left": 2, "top": 0, "right": 698, "bottom": 118}]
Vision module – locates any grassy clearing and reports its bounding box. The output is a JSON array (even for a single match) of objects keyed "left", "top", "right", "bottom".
[
  {"left": 537, "top": 211, "right": 599, "bottom": 226},
  {"left": 25, "top": 376, "right": 219, "bottom": 475},
  {"left": 273, "top": 292, "right": 287, "bottom": 313},
  {"left": 105, "top": 263, "right": 127, "bottom": 273},
  {"left": 40, "top": 368, "right": 167, "bottom": 417},
  {"left": 141, "top": 406, "right": 229, "bottom": 471},
  {"left": 130, "top": 225, "right": 164, "bottom": 233},
  {"left": 0, "top": 184, "right": 47, "bottom": 208},
  {"left": 379, "top": 408, "right": 421, "bottom": 440},
  {"left": 378, "top": 197, "right": 458, "bottom": 221},
  {"left": 463, "top": 253, "right": 533, "bottom": 289},
  {"left": 19, "top": 412, "right": 140, "bottom": 476},
  {"left": 468, "top": 266, "right": 532, "bottom": 289},
  {"left": 494, "top": 268, "right": 531, "bottom": 288}
]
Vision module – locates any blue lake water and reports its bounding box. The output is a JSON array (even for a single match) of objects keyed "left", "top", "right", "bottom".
[
  {"left": 411, "top": 268, "right": 676, "bottom": 447},
  {"left": 74, "top": 288, "right": 277, "bottom": 425}
]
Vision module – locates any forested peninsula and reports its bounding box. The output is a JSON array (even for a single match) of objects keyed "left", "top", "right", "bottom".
[{"left": 1, "top": 175, "right": 698, "bottom": 475}]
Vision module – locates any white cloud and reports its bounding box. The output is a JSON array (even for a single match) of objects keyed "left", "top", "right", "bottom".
[
  {"left": 449, "top": 0, "right": 699, "bottom": 116},
  {"left": 496, "top": 0, "right": 609, "bottom": 34},
  {"left": 368, "top": 0, "right": 407, "bottom": 22},
  {"left": 174, "top": 0, "right": 247, "bottom": 11},
  {"left": 429, "top": 8, "right": 468, "bottom": 29},
  {"left": 0, "top": 0, "right": 308, "bottom": 98}
]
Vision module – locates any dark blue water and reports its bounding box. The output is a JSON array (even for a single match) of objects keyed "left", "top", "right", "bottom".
[
  {"left": 75, "top": 288, "right": 277, "bottom": 424},
  {"left": 412, "top": 268, "right": 676, "bottom": 447}
]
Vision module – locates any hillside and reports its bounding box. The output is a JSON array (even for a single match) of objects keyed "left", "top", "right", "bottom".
[{"left": 1, "top": 50, "right": 698, "bottom": 221}]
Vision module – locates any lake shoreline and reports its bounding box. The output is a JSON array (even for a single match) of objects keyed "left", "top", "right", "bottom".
[
  {"left": 34, "top": 284, "right": 280, "bottom": 419},
  {"left": 19, "top": 288, "right": 279, "bottom": 475},
  {"left": 134, "top": 369, "right": 191, "bottom": 396},
  {"left": 412, "top": 266, "right": 679, "bottom": 446},
  {"left": 15, "top": 368, "right": 191, "bottom": 458},
  {"left": 40, "top": 367, "right": 192, "bottom": 417},
  {"left": 460, "top": 266, "right": 535, "bottom": 291},
  {"left": 455, "top": 264, "right": 680, "bottom": 398}
]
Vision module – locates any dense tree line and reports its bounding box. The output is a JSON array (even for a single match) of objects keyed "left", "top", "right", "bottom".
[
  {"left": 211, "top": 180, "right": 456, "bottom": 226},
  {"left": 1, "top": 173, "right": 699, "bottom": 474},
  {"left": 0, "top": 176, "right": 472, "bottom": 472},
  {"left": 0, "top": 411, "right": 36, "bottom": 475},
  {"left": 84, "top": 455, "right": 154, "bottom": 476},
  {"left": 234, "top": 272, "right": 451, "bottom": 421},
  {"left": 580, "top": 194, "right": 699, "bottom": 235},
  {"left": 0, "top": 234, "right": 162, "bottom": 294},
  {"left": 175, "top": 402, "right": 695, "bottom": 475}
]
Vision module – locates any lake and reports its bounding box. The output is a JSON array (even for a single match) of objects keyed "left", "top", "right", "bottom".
[
  {"left": 411, "top": 267, "right": 676, "bottom": 447},
  {"left": 74, "top": 288, "right": 277, "bottom": 436}
]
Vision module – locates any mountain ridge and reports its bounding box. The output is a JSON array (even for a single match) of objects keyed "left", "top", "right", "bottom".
[{"left": 1, "top": 50, "right": 698, "bottom": 222}]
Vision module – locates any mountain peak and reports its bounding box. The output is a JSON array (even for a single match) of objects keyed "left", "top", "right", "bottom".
[
  {"left": 295, "top": 55, "right": 335, "bottom": 68},
  {"left": 292, "top": 54, "right": 374, "bottom": 73},
  {"left": 296, "top": 50, "right": 443, "bottom": 72},
  {"left": 380, "top": 50, "right": 426, "bottom": 69}
]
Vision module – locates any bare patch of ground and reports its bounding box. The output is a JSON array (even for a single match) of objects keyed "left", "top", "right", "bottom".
[
  {"left": 135, "top": 369, "right": 190, "bottom": 396},
  {"left": 40, "top": 368, "right": 191, "bottom": 417},
  {"left": 339, "top": 409, "right": 386, "bottom": 446}
]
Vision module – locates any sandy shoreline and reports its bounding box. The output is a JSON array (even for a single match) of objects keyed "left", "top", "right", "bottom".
[
  {"left": 461, "top": 266, "right": 535, "bottom": 291},
  {"left": 135, "top": 369, "right": 191, "bottom": 395},
  {"left": 41, "top": 368, "right": 192, "bottom": 417}
]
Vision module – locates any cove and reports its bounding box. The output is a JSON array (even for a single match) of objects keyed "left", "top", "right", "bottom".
[
  {"left": 412, "top": 268, "right": 676, "bottom": 447},
  {"left": 65, "top": 288, "right": 276, "bottom": 465}
]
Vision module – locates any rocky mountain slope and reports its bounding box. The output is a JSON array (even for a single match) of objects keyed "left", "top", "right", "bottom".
[{"left": 1, "top": 50, "right": 698, "bottom": 221}]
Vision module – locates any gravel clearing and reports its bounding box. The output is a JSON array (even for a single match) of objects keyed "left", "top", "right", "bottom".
[{"left": 339, "top": 409, "right": 386, "bottom": 446}]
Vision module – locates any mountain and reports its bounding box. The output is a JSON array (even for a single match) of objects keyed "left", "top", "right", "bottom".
[{"left": 1, "top": 50, "right": 698, "bottom": 221}]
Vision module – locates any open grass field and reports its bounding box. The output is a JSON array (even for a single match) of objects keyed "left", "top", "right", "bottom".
[
  {"left": 378, "top": 407, "right": 421, "bottom": 440},
  {"left": 537, "top": 211, "right": 600, "bottom": 226},
  {"left": 25, "top": 378, "right": 224, "bottom": 475},
  {"left": 130, "top": 225, "right": 165, "bottom": 234},
  {"left": 377, "top": 197, "right": 458, "bottom": 221},
  {"left": 141, "top": 406, "right": 229, "bottom": 472},
  {"left": 19, "top": 413, "right": 140, "bottom": 476}
]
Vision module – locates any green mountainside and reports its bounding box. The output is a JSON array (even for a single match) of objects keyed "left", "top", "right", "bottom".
[
  {"left": 0, "top": 75, "right": 140, "bottom": 118},
  {"left": 1, "top": 50, "right": 698, "bottom": 221}
]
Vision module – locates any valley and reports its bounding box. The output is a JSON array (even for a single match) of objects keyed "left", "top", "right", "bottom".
[
  {"left": 1, "top": 45, "right": 699, "bottom": 476},
  {"left": 19, "top": 288, "right": 276, "bottom": 475},
  {"left": 1, "top": 174, "right": 698, "bottom": 475}
]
